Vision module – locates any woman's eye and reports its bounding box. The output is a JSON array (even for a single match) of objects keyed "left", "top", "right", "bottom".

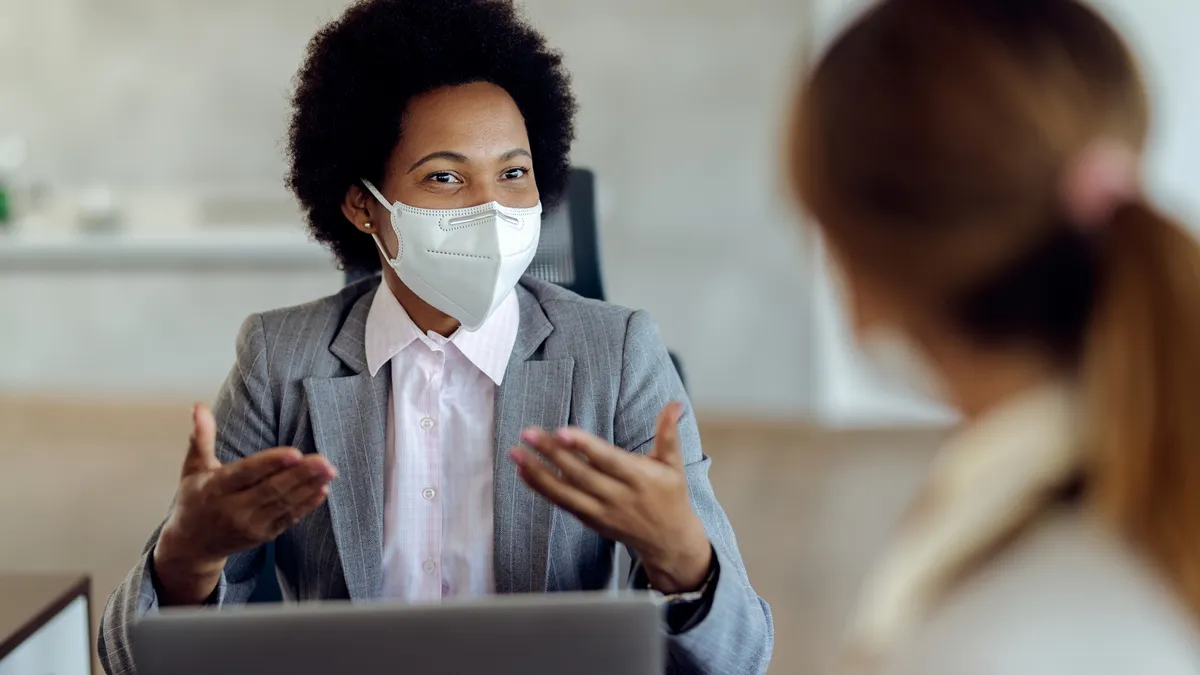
[
  {"left": 427, "top": 172, "right": 462, "bottom": 184},
  {"left": 502, "top": 167, "right": 530, "bottom": 180}
]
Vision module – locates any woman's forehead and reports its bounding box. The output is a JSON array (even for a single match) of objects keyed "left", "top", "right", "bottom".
[{"left": 397, "top": 82, "right": 531, "bottom": 159}]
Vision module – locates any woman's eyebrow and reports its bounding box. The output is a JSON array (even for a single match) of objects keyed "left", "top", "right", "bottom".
[
  {"left": 499, "top": 148, "right": 532, "bottom": 162},
  {"left": 407, "top": 150, "right": 470, "bottom": 173}
]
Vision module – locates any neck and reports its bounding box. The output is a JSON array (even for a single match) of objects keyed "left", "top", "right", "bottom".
[
  {"left": 383, "top": 272, "right": 460, "bottom": 338},
  {"left": 930, "top": 339, "right": 1063, "bottom": 420}
]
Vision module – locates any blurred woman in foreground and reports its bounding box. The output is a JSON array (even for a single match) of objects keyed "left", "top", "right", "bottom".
[{"left": 790, "top": 1, "right": 1200, "bottom": 672}]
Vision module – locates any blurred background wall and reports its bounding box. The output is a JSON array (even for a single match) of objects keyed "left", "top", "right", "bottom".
[
  {"left": 3, "top": 0, "right": 1193, "bottom": 421},
  {"left": 0, "top": 0, "right": 816, "bottom": 416}
]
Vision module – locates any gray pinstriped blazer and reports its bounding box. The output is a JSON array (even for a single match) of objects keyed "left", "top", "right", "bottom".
[{"left": 98, "top": 276, "right": 774, "bottom": 675}]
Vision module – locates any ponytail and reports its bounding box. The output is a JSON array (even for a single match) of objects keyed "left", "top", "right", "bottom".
[{"left": 1084, "top": 201, "right": 1200, "bottom": 618}]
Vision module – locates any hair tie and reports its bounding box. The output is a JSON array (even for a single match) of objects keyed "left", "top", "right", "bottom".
[{"left": 1060, "top": 138, "right": 1140, "bottom": 230}]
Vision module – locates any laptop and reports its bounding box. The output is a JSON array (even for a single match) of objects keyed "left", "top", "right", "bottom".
[{"left": 132, "top": 592, "right": 665, "bottom": 675}]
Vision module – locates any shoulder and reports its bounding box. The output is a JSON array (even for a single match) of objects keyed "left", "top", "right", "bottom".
[
  {"left": 518, "top": 276, "right": 664, "bottom": 350},
  {"left": 236, "top": 277, "right": 378, "bottom": 360},
  {"left": 519, "top": 276, "right": 635, "bottom": 324},
  {"left": 258, "top": 277, "right": 376, "bottom": 335},
  {"left": 894, "top": 511, "right": 1200, "bottom": 675}
]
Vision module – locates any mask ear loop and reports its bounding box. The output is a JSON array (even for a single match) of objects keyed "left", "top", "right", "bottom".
[
  {"left": 360, "top": 179, "right": 402, "bottom": 263},
  {"left": 361, "top": 179, "right": 395, "bottom": 211}
]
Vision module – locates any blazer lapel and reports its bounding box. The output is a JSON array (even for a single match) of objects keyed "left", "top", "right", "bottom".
[
  {"left": 493, "top": 284, "right": 574, "bottom": 594},
  {"left": 303, "top": 286, "right": 390, "bottom": 601}
]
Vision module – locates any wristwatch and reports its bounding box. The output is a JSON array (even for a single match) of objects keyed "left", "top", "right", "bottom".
[
  {"left": 638, "top": 547, "right": 720, "bottom": 634},
  {"left": 651, "top": 559, "right": 716, "bottom": 604}
]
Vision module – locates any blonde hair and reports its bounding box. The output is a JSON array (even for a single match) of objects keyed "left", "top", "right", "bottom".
[{"left": 789, "top": 0, "right": 1200, "bottom": 617}]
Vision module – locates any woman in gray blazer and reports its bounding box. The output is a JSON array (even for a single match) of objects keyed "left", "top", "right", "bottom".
[
  {"left": 97, "top": 1, "right": 772, "bottom": 673},
  {"left": 787, "top": 1, "right": 1200, "bottom": 673}
]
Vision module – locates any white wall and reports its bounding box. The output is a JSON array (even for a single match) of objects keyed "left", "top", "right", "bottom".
[
  {"left": 808, "top": 0, "right": 1200, "bottom": 427},
  {"left": 0, "top": 0, "right": 818, "bottom": 415},
  {"left": 1096, "top": 0, "right": 1200, "bottom": 226}
]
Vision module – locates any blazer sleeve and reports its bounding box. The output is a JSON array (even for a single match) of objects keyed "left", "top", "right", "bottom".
[
  {"left": 613, "top": 310, "right": 775, "bottom": 675},
  {"left": 97, "top": 314, "right": 278, "bottom": 675}
]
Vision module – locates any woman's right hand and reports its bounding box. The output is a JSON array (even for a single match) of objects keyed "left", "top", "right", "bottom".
[{"left": 151, "top": 404, "right": 337, "bottom": 606}]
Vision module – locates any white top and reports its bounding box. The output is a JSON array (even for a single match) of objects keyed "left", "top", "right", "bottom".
[
  {"left": 885, "top": 510, "right": 1200, "bottom": 675},
  {"left": 841, "top": 382, "right": 1200, "bottom": 674},
  {"left": 365, "top": 282, "right": 519, "bottom": 602}
]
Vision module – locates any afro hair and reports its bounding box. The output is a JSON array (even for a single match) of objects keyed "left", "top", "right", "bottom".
[{"left": 285, "top": 0, "right": 577, "bottom": 272}]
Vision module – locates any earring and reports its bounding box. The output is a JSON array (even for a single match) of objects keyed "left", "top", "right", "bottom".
[{"left": 363, "top": 221, "right": 372, "bottom": 231}]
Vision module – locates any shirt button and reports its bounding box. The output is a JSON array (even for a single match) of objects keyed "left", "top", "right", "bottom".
[
  {"left": 419, "top": 417, "right": 435, "bottom": 430},
  {"left": 422, "top": 487, "right": 436, "bottom": 501},
  {"left": 423, "top": 560, "right": 437, "bottom": 574}
]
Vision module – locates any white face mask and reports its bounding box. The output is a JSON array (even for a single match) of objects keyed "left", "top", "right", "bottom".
[{"left": 362, "top": 180, "right": 542, "bottom": 331}]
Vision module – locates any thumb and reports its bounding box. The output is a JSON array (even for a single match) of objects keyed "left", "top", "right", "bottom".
[
  {"left": 182, "top": 403, "right": 220, "bottom": 478},
  {"left": 648, "top": 402, "right": 685, "bottom": 467}
]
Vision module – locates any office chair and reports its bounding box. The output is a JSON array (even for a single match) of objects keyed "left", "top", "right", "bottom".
[{"left": 249, "top": 169, "right": 683, "bottom": 604}]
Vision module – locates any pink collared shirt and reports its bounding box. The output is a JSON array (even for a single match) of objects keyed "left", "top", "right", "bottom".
[{"left": 365, "top": 283, "right": 519, "bottom": 602}]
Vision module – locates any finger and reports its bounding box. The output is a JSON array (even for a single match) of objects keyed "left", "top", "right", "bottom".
[
  {"left": 246, "top": 479, "right": 331, "bottom": 538},
  {"left": 182, "top": 403, "right": 221, "bottom": 477},
  {"left": 648, "top": 402, "right": 685, "bottom": 467},
  {"left": 246, "top": 457, "right": 336, "bottom": 508},
  {"left": 284, "top": 487, "right": 329, "bottom": 526},
  {"left": 282, "top": 477, "right": 333, "bottom": 515},
  {"left": 509, "top": 447, "right": 605, "bottom": 521},
  {"left": 260, "top": 486, "right": 330, "bottom": 541},
  {"left": 520, "top": 429, "right": 626, "bottom": 502},
  {"left": 214, "top": 447, "right": 307, "bottom": 494},
  {"left": 549, "top": 427, "right": 643, "bottom": 485}
]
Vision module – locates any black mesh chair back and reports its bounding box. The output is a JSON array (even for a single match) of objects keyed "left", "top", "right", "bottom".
[{"left": 526, "top": 168, "right": 604, "bottom": 300}]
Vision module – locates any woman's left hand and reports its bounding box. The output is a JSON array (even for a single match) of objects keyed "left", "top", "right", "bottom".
[{"left": 510, "top": 402, "right": 713, "bottom": 594}]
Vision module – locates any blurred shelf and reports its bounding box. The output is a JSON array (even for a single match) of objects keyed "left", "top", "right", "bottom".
[{"left": 0, "top": 229, "right": 337, "bottom": 273}]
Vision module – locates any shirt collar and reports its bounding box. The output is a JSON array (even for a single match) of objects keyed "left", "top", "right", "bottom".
[{"left": 364, "top": 283, "right": 520, "bottom": 385}]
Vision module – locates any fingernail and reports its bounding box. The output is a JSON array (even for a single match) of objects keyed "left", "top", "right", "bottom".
[
  {"left": 555, "top": 428, "right": 573, "bottom": 443},
  {"left": 321, "top": 485, "right": 330, "bottom": 496},
  {"left": 320, "top": 459, "right": 338, "bottom": 477},
  {"left": 508, "top": 448, "right": 524, "bottom": 464},
  {"left": 521, "top": 428, "right": 540, "bottom": 444}
]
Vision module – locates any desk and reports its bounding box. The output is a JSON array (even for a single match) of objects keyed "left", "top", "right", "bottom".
[{"left": 0, "top": 575, "right": 92, "bottom": 675}]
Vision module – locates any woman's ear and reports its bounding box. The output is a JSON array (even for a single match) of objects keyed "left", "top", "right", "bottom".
[{"left": 342, "top": 184, "right": 375, "bottom": 234}]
